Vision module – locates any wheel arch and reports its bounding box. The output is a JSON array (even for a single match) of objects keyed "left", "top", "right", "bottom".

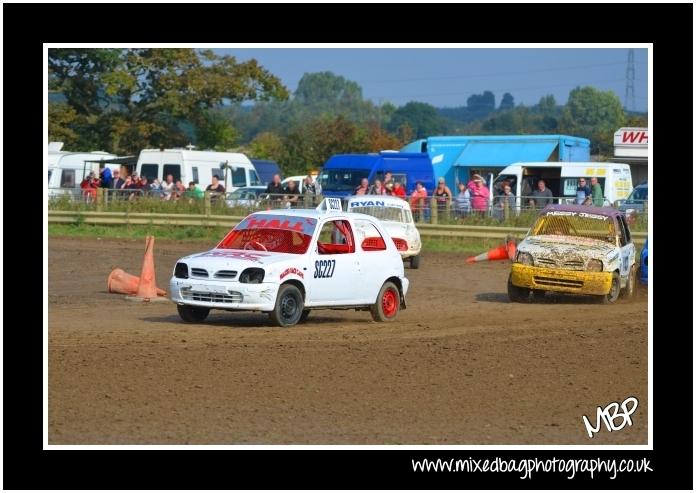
[
  {"left": 280, "top": 279, "right": 306, "bottom": 300},
  {"left": 385, "top": 276, "right": 406, "bottom": 308}
]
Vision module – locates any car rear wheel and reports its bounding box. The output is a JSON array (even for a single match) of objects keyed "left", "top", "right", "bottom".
[
  {"left": 269, "top": 284, "right": 304, "bottom": 327},
  {"left": 409, "top": 254, "right": 421, "bottom": 269},
  {"left": 370, "top": 281, "right": 400, "bottom": 322},
  {"left": 597, "top": 272, "right": 621, "bottom": 304},
  {"left": 507, "top": 274, "right": 531, "bottom": 302},
  {"left": 177, "top": 304, "right": 210, "bottom": 323}
]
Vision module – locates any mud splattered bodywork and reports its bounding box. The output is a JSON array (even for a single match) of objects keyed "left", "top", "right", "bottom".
[{"left": 509, "top": 205, "right": 636, "bottom": 299}]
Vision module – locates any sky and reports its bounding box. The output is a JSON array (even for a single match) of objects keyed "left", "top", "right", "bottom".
[{"left": 215, "top": 48, "right": 648, "bottom": 112}]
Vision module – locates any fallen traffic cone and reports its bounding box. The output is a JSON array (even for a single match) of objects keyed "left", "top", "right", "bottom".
[
  {"left": 466, "top": 236, "right": 518, "bottom": 264},
  {"left": 505, "top": 235, "right": 517, "bottom": 260},
  {"left": 107, "top": 268, "right": 166, "bottom": 296}
]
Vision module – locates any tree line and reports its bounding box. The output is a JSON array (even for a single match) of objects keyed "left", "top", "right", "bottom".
[{"left": 49, "top": 49, "right": 647, "bottom": 176}]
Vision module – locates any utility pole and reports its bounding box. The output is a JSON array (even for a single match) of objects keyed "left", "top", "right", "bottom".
[
  {"left": 377, "top": 97, "right": 383, "bottom": 137},
  {"left": 625, "top": 49, "right": 635, "bottom": 112}
]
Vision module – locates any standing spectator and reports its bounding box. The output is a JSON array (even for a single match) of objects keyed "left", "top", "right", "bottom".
[
  {"left": 139, "top": 176, "right": 150, "bottom": 194},
  {"left": 454, "top": 182, "right": 471, "bottom": 217},
  {"left": 100, "top": 167, "right": 113, "bottom": 188},
  {"left": 383, "top": 171, "right": 393, "bottom": 189},
  {"left": 384, "top": 182, "right": 394, "bottom": 195},
  {"left": 173, "top": 179, "right": 186, "bottom": 200},
  {"left": 494, "top": 184, "right": 515, "bottom": 221},
  {"left": 409, "top": 181, "right": 428, "bottom": 222},
  {"left": 590, "top": 176, "right": 604, "bottom": 206},
  {"left": 369, "top": 179, "right": 386, "bottom": 195},
  {"left": 161, "top": 174, "right": 175, "bottom": 200},
  {"left": 266, "top": 174, "right": 284, "bottom": 203},
  {"left": 206, "top": 175, "right": 226, "bottom": 205},
  {"left": 149, "top": 178, "right": 163, "bottom": 198},
  {"left": 575, "top": 177, "right": 591, "bottom": 205},
  {"left": 184, "top": 181, "right": 204, "bottom": 203},
  {"left": 303, "top": 175, "right": 316, "bottom": 196},
  {"left": 433, "top": 177, "right": 453, "bottom": 216},
  {"left": 80, "top": 171, "right": 99, "bottom": 202},
  {"left": 354, "top": 177, "right": 370, "bottom": 195},
  {"left": 392, "top": 181, "right": 406, "bottom": 198},
  {"left": 467, "top": 174, "right": 490, "bottom": 214},
  {"left": 530, "top": 179, "right": 553, "bottom": 208},
  {"left": 284, "top": 179, "right": 301, "bottom": 208},
  {"left": 111, "top": 170, "right": 124, "bottom": 190}
]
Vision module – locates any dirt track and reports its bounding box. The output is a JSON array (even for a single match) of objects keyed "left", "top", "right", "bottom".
[{"left": 48, "top": 236, "right": 648, "bottom": 444}]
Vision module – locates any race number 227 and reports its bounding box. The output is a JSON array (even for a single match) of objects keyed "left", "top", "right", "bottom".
[{"left": 314, "top": 259, "right": 336, "bottom": 279}]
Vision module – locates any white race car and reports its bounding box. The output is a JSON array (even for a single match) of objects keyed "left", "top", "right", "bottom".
[
  {"left": 346, "top": 195, "right": 422, "bottom": 268},
  {"left": 170, "top": 198, "right": 409, "bottom": 326}
]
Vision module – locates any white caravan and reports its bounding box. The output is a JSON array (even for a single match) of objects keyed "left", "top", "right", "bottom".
[
  {"left": 136, "top": 149, "right": 261, "bottom": 192},
  {"left": 47, "top": 142, "right": 117, "bottom": 195},
  {"left": 492, "top": 161, "right": 633, "bottom": 208}
]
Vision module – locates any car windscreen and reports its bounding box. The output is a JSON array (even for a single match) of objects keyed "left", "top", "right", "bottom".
[
  {"left": 319, "top": 169, "right": 370, "bottom": 191},
  {"left": 348, "top": 205, "right": 406, "bottom": 223},
  {"left": 217, "top": 214, "right": 317, "bottom": 254},
  {"left": 531, "top": 211, "right": 616, "bottom": 243},
  {"left": 627, "top": 186, "right": 648, "bottom": 202}
]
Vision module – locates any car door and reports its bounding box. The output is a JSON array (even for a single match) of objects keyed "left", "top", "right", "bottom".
[
  {"left": 306, "top": 218, "right": 362, "bottom": 305},
  {"left": 352, "top": 218, "right": 393, "bottom": 304},
  {"left": 616, "top": 215, "right": 635, "bottom": 279}
]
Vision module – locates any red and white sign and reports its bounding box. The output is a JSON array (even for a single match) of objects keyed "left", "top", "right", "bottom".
[
  {"left": 614, "top": 127, "right": 648, "bottom": 160},
  {"left": 614, "top": 128, "right": 648, "bottom": 146}
]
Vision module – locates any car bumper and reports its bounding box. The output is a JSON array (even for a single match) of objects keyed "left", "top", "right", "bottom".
[
  {"left": 510, "top": 264, "right": 613, "bottom": 295},
  {"left": 169, "top": 278, "right": 278, "bottom": 311}
]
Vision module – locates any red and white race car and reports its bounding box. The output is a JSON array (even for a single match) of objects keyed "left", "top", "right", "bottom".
[{"left": 170, "top": 199, "right": 409, "bottom": 326}]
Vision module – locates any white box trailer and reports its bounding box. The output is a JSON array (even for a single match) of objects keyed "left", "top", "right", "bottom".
[
  {"left": 493, "top": 161, "right": 633, "bottom": 207},
  {"left": 136, "top": 149, "right": 262, "bottom": 192},
  {"left": 47, "top": 142, "right": 117, "bottom": 195}
]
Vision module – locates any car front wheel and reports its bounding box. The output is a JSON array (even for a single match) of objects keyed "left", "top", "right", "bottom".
[
  {"left": 507, "top": 274, "right": 531, "bottom": 302},
  {"left": 597, "top": 272, "right": 621, "bottom": 304},
  {"left": 177, "top": 304, "right": 210, "bottom": 323},
  {"left": 269, "top": 284, "right": 304, "bottom": 327},
  {"left": 370, "top": 281, "right": 400, "bottom": 322}
]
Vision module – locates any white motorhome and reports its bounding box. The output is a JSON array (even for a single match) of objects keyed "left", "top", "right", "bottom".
[
  {"left": 47, "top": 142, "right": 117, "bottom": 195},
  {"left": 136, "top": 149, "right": 261, "bottom": 192},
  {"left": 492, "top": 162, "right": 633, "bottom": 208}
]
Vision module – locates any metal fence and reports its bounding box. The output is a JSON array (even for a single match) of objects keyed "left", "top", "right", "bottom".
[{"left": 48, "top": 187, "right": 648, "bottom": 230}]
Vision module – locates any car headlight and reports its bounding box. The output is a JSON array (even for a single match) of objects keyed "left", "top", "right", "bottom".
[
  {"left": 516, "top": 252, "right": 534, "bottom": 266},
  {"left": 174, "top": 262, "right": 189, "bottom": 279},
  {"left": 587, "top": 259, "right": 603, "bottom": 272},
  {"left": 239, "top": 268, "right": 265, "bottom": 284}
]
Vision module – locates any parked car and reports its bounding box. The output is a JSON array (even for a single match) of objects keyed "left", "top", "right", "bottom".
[
  {"left": 224, "top": 186, "right": 268, "bottom": 208},
  {"left": 618, "top": 182, "right": 648, "bottom": 215},
  {"left": 508, "top": 204, "right": 637, "bottom": 304},
  {"left": 346, "top": 195, "right": 422, "bottom": 268},
  {"left": 170, "top": 198, "right": 409, "bottom": 327}
]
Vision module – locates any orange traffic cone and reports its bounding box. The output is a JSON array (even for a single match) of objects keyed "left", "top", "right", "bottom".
[
  {"left": 466, "top": 236, "right": 518, "bottom": 264},
  {"left": 107, "top": 268, "right": 166, "bottom": 296},
  {"left": 133, "top": 235, "right": 163, "bottom": 299}
]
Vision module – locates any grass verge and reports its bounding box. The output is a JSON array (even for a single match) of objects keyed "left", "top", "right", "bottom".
[{"left": 49, "top": 223, "right": 645, "bottom": 256}]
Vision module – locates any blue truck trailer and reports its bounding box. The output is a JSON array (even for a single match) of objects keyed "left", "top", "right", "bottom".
[{"left": 401, "top": 134, "right": 590, "bottom": 192}]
